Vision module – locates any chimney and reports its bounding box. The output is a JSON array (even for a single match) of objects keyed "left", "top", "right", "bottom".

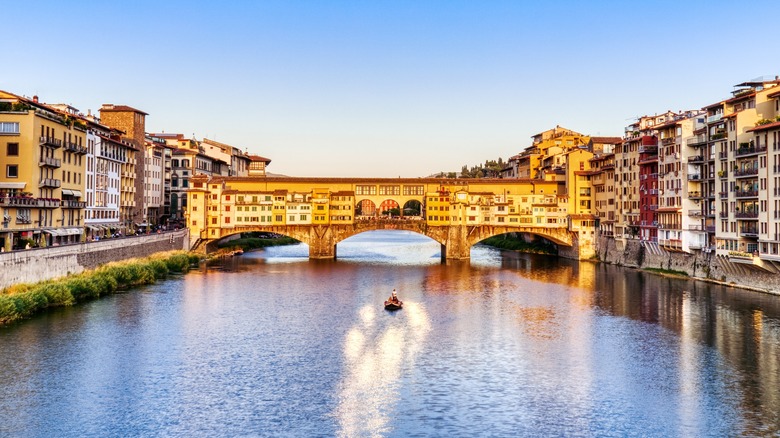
[{"left": 33, "top": 95, "right": 38, "bottom": 103}]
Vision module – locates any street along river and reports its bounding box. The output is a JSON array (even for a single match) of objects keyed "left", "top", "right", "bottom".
[{"left": 0, "top": 230, "right": 778, "bottom": 436}]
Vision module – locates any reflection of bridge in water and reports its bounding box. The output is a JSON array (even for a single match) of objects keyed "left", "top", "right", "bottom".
[{"left": 187, "top": 176, "right": 597, "bottom": 260}]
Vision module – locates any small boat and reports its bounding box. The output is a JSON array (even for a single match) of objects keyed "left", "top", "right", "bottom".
[{"left": 384, "top": 299, "right": 403, "bottom": 311}]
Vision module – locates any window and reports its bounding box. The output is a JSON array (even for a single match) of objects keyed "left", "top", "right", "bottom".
[
  {"left": 0, "top": 122, "right": 20, "bottom": 134},
  {"left": 6, "top": 143, "right": 19, "bottom": 156},
  {"left": 6, "top": 164, "right": 18, "bottom": 178}
]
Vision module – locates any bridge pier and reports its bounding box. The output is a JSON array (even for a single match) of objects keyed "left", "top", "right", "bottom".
[
  {"left": 441, "top": 225, "right": 471, "bottom": 260},
  {"left": 308, "top": 226, "right": 337, "bottom": 259}
]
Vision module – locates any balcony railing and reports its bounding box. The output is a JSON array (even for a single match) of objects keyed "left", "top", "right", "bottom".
[
  {"left": 37, "top": 198, "right": 61, "bottom": 208},
  {"left": 0, "top": 197, "right": 38, "bottom": 207},
  {"left": 734, "top": 168, "right": 758, "bottom": 177},
  {"left": 688, "top": 155, "right": 705, "bottom": 163},
  {"left": 661, "top": 137, "right": 676, "bottom": 146},
  {"left": 39, "top": 136, "right": 62, "bottom": 148},
  {"left": 688, "top": 191, "right": 702, "bottom": 198},
  {"left": 735, "top": 145, "right": 767, "bottom": 157},
  {"left": 64, "top": 142, "right": 88, "bottom": 154},
  {"left": 61, "top": 199, "right": 86, "bottom": 209},
  {"left": 686, "top": 136, "right": 707, "bottom": 147},
  {"left": 688, "top": 174, "right": 702, "bottom": 181},
  {"left": 39, "top": 156, "right": 62, "bottom": 168},
  {"left": 638, "top": 145, "right": 657, "bottom": 154},
  {"left": 719, "top": 152, "right": 728, "bottom": 160},
  {"left": 707, "top": 114, "right": 723, "bottom": 123},
  {"left": 38, "top": 178, "right": 61, "bottom": 188},
  {"left": 735, "top": 189, "right": 758, "bottom": 198},
  {"left": 735, "top": 212, "right": 758, "bottom": 219}
]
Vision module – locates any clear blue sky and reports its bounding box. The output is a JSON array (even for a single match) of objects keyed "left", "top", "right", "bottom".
[{"left": 4, "top": 1, "right": 778, "bottom": 177}]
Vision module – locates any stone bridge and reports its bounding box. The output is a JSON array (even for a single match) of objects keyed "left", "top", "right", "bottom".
[
  {"left": 187, "top": 176, "right": 596, "bottom": 260},
  {"left": 201, "top": 218, "right": 578, "bottom": 260}
]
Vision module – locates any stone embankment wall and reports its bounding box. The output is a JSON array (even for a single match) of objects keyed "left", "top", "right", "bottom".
[
  {"left": 596, "top": 236, "right": 780, "bottom": 295},
  {"left": 0, "top": 230, "right": 190, "bottom": 289}
]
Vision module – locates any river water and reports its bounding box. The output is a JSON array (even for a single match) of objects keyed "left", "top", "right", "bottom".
[{"left": 1, "top": 231, "right": 779, "bottom": 437}]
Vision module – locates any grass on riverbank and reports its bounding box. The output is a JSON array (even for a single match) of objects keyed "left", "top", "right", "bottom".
[
  {"left": 0, "top": 251, "right": 201, "bottom": 325},
  {"left": 643, "top": 267, "right": 689, "bottom": 277},
  {"left": 480, "top": 234, "right": 558, "bottom": 255},
  {"left": 217, "top": 236, "right": 300, "bottom": 252}
]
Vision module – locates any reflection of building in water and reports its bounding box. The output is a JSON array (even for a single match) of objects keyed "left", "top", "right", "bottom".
[{"left": 335, "top": 303, "right": 430, "bottom": 437}]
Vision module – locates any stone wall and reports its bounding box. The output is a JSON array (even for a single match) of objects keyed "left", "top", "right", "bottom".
[
  {"left": 596, "top": 235, "right": 780, "bottom": 295},
  {"left": 0, "top": 230, "right": 189, "bottom": 289}
]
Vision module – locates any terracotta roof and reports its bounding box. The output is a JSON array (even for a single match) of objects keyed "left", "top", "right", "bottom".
[
  {"left": 747, "top": 120, "right": 780, "bottom": 133},
  {"left": 724, "top": 91, "right": 755, "bottom": 104},
  {"left": 590, "top": 137, "right": 622, "bottom": 144},
  {"left": 100, "top": 104, "right": 148, "bottom": 116},
  {"left": 767, "top": 89, "right": 780, "bottom": 99},
  {"left": 248, "top": 154, "right": 272, "bottom": 163}
]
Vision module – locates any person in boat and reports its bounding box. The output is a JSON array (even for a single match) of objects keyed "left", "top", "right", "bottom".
[{"left": 389, "top": 289, "right": 399, "bottom": 303}]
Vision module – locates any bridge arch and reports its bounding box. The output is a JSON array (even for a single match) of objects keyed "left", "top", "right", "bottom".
[{"left": 356, "top": 199, "right": 377, "bottom": 216}]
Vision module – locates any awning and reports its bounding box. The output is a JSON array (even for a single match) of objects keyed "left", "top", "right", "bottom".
[
  {"left": 63, "top": 228, "right": 82, "bottom": 236},
  {"left": 61, "top": 189, "right": 74, "bottom": 196},
  {"left": 136, "top": 222, "right": 150, "bottom": 227},
  {"left": 0, "top": 182, "right": 26, "bottom": 189},
  {"left": 43, "top": 229, "right": 63, "bottom": 236},
  {"left": 86, "top": 225, "right": 101, "bottom": 231},
  {"left": 72, "top": 190, "right": 82, "bottom": 198}
]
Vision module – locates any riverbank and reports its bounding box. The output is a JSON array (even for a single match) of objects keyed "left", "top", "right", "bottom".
[
  {"left": 0, "top": 250, "right": 201, "bottom": 326},
  {"left": 217, "top": 235, "right": 300, "bottom": 252},
  {"left": 479, "top": 234, "right": 557, "bottom": 255}
]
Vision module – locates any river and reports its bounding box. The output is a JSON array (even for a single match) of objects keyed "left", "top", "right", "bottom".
[{"left": 1, "top": 231, "right": 779, "bottom": 437}]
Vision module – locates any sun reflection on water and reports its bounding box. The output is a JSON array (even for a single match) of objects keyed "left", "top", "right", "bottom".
[{"left": 335, "top": 302, "right": 430, "bottom": 437}]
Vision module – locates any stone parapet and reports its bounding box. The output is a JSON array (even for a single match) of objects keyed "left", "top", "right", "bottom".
[{"left": 0, "top": 230, "right": 189, "bottom": 289}]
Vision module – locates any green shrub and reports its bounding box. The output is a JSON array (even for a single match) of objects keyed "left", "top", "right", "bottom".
[{"left": 0, "top": 251, "right": 204, "bottom": 325}]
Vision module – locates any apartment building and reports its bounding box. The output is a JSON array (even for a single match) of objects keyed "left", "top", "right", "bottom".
[
  {"left": 590, "top": 153, "right": 616, "bottom": 236},
  {"left": 652, "top": 111, "right": 707, "bottom": 251},
  {"left": 99, "top": 104, "right": 145, "bottom": 233},
  {"left": 709, "top": 78, "right": 780, "bottom": 265},
  {"left": 0, "top": 91, "right": 88, "bottom": 250}
]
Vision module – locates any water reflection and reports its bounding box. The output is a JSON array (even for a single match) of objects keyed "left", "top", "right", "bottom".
[
  {"left": 336, "top": 302, "right": 431, "bottom": 437},
  {"left": 0, "top": 231, "right": 779, "bottom": 436}
]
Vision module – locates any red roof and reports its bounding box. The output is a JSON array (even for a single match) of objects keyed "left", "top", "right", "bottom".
[
  {"left": 100, "top": 104, "right": 149, "bottom": 116},
  {"left": 590, "top": 137, "right": 622, "bottom": 144},
  {"left": 747, "top": 120, "right": 780, "bottom": 133},
  {"left": 248, "top": 154, "right": 272, "bottom": 164}
]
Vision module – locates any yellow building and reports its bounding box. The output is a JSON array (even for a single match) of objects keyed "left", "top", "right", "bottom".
[
  {"left": 329, "top": 191, "right": 354, "bottom": 224},
  {"left": 0, "top": 91, "right": 87, "bottom": 250}
]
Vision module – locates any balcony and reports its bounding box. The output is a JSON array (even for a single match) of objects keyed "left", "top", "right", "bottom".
[
  {"left": 735, "top": 211, "right": 758, "bottom": 219},
  {"left": 0, "top": 196, "right": 38, "bottom": 207},
  {"left": 64, "top": 142, "right": 88, "bottom": 154},
  {"left": 687, "top": 174, "right": 702, "bottom": 181},
  {"left": 740, "top": 228, "right": 759, "bottom": 238},
  {"left": 688, "top": 210, "right": 703, "bottom": 217},
  {"left": 39, "top": 136, "right": 62, "bottom": 149},
  {"left": 688, "top": 191, "right": 702, "bottom": 199},
  {"left": 707, "top": 114, "right": 723, "bottom": 123},
  {"left": 686, "top": 136, "right": 707, "bottom": 147},
  {"left": 719, "top": 152, "right": 728, "bottom": 160},
  {"left": 735, "top": 189, "right": 758, "bottom": 198},
  {"left": 37, "top": 198, "right": 61, "bottom": 208},
  {"left": 735, "top": 144, "right": 767, "bottom": 158},
  {"left": 638, "top": 145, "right": 657, "bottom": 154},
  {"left": 734, "top": 168, "right": 758, "bottom": 178},
  {"left": 61, "top": 199, "right": 86, "bottom": 209},
  {"left": 39, "top": 156, "right": 62, "bottom": 168},
  {"left": 38, "top": 178, "right": 61, "bottom": 188},
  {"left": 661, "top": 137, "right": 676, "bottom": 146},
  {"left": 688, "top": 155, "right": 705, "bottom": 163}
]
